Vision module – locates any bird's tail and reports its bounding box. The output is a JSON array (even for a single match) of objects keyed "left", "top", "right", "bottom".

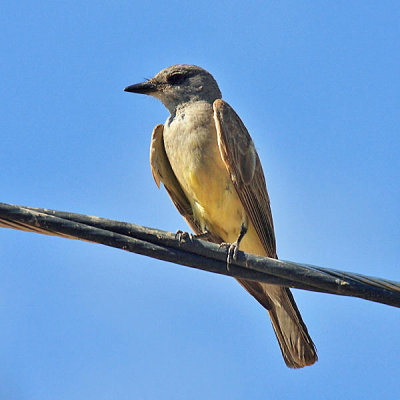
[{"left": 237, "top": 279, "right": 317, "bottom": 368}]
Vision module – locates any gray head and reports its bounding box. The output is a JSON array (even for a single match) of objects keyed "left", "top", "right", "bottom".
[{"left": 124, "top": 64, "right": 222, "bottom": 113}]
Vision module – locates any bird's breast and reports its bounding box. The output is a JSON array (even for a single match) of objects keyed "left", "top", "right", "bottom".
[{"left": 163, "top": 103, "right": 245, "bottom": 239}]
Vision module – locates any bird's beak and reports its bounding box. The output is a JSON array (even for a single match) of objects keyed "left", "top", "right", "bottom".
[{"left": 124, "top": 80, "right": 157, "bottom": 94}]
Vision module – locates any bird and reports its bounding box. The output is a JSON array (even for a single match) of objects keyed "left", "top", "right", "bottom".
[{"left": 124, "top": 64, "right": 317, "bottom": 368}]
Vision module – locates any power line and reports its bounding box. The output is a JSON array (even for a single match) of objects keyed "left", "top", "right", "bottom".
[{"left": 1, "top": 202, "right": 399, "bottom": 307}]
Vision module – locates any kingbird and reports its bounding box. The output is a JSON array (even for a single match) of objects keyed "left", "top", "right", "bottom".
[{"left": 124, "top": 64, "right": 317, "bottom": 368}]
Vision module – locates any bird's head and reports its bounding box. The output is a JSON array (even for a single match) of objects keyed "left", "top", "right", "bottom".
[{"left": 124, "top": 64, "right": 222, "bottom": 113}]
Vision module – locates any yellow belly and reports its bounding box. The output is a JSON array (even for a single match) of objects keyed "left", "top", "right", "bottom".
[
  {"left": 186, "top": 157, "right": 242, "bottom": 237},
  {"left": 190, "top": 170, "right": 265, "bottom": 257}
]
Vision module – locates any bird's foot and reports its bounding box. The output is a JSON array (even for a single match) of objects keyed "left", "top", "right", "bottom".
[
  {"left": 175, "top": 230, "right": 191, "bottom": 243},
  {"left": 219, "top": 222, "right": 247, "bottom": 270},
  {"left": 219, "top": 241, "right": 240, "bottom": 270}
]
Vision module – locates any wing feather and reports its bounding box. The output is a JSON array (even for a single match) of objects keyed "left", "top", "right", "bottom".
[{"left": 213, "top": 99, "right": 277, "bottom": 258}]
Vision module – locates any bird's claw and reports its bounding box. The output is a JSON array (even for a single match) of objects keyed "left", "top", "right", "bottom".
[
  {"left": 175, "top": 230, "right": 191, "bottom": 243},
  {"left": 219, "top": 241, "right": 239, "bottom": 270}
]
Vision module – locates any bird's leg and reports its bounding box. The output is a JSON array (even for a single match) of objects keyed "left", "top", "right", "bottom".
[{"left": 220, "top": 222, "right": 248, "bottom": 267}]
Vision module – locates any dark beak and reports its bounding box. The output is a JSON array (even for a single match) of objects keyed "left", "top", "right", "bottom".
[{"left": 124, "top": 80, "right": 157, "bottom": 94}]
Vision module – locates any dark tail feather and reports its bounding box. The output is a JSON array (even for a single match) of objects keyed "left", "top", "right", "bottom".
[{"left": 237, "top": 279, "right": 317, "bottom": 368}]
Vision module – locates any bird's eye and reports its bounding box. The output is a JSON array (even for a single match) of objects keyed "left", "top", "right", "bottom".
[{"left": 167, "top": 73, "right": 185, "bottom": 85}]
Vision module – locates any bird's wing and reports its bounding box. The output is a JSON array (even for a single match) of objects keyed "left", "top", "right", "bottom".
[
  {"left": 150, "top": 124, "right": 206, "bottom": 236},
  {"left": 213, "top": 99, "right": 277, "bottom": 258},
  {"left": 214, "top": 100, "right": 317, "bottom": 368}
]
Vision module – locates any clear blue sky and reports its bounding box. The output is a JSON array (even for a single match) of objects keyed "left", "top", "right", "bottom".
[{"left": 1, "top": 1, "right": 399, "bottom": 399}]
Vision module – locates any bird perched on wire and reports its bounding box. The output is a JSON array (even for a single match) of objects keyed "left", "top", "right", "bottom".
[{"left": 124, "top": 64, "right": 317, "bottom": 368}]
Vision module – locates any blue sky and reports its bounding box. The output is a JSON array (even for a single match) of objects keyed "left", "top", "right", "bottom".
[{"left": 1, "top": 1, "right": 399, "bottom": 399}]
